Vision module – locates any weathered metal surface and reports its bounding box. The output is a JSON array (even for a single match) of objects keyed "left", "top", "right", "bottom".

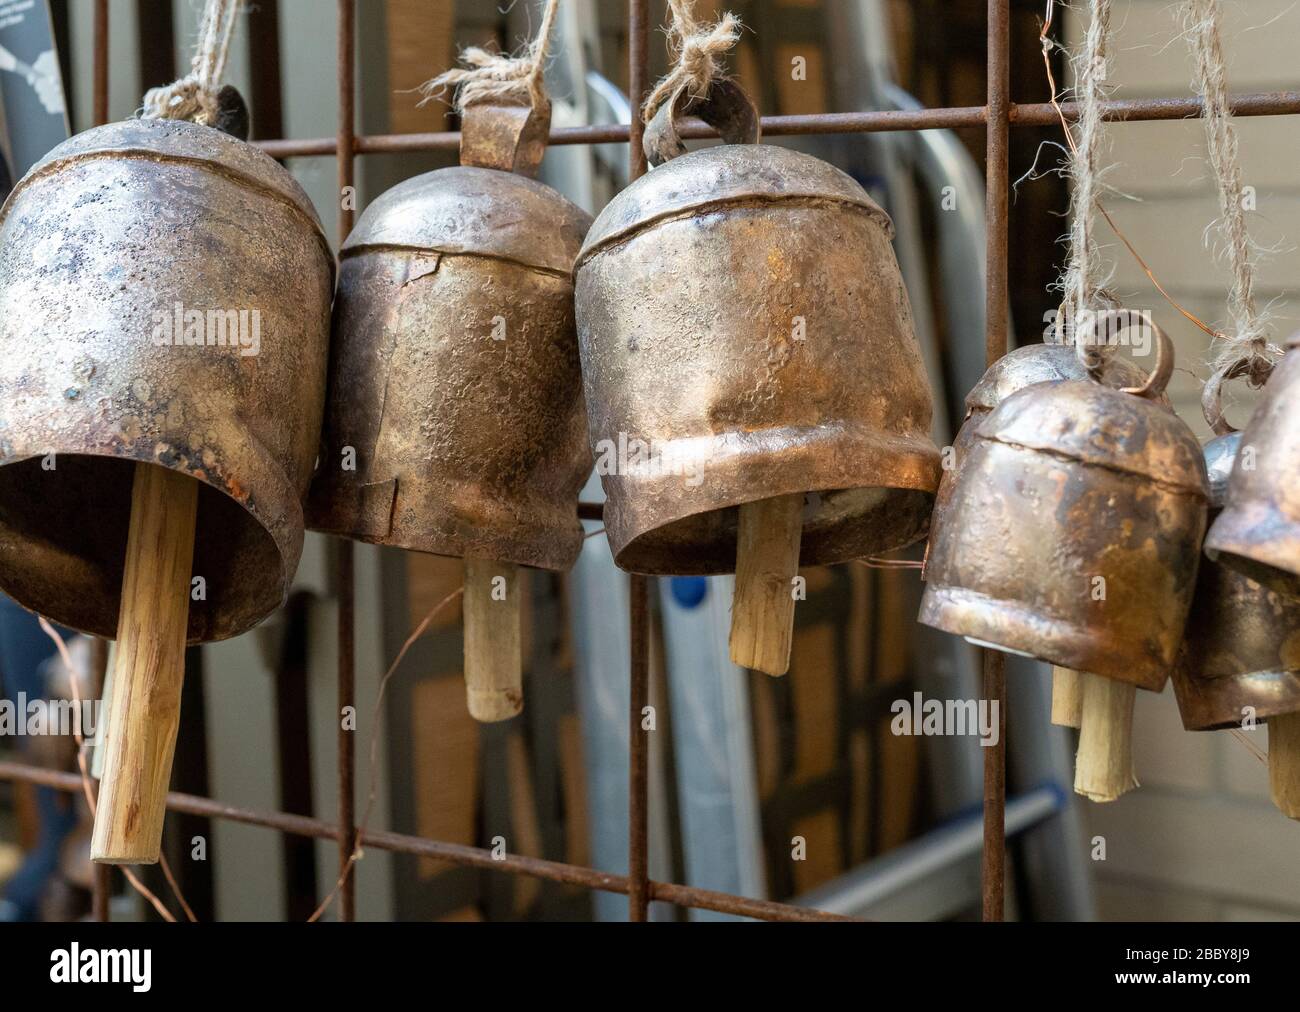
[
  {"left": 927, "top": 343, "right": 1168, "bottom": 577},
  {"left": 1174, "top": 431, "right": 1300, "bottom": 730},
  {"left": 460, "top": 100, "right": 551, "bottom": 178},
  {"left": 0, "top": 117, "right": 334, "bottom": 642},
  {"left": 306, "top": 162, "right": 593, "bottom": 571},
  {"left": 919, "top": 342, "right": 1208, "bottom": 691},
  {"left": 574, "top": 142, "right": 941, "bottom": 575},
  {"left": 1205, "top": 337, "right": 1300, "bottom": 592}
]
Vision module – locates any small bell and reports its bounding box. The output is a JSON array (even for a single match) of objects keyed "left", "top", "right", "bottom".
[
  {"left": 1205, "top": 335, "right": 1300, "bottom": 594},
  {"left": 575, "top": 80, "right": 940, "bottom": 676},
  {"left": 307, "top": 101, "right": 592, "bottom": 723},
  {"left": 920, "top": 315, "right": 1209, "bottom": 800},
  {"left": 0, "top": 104, "right": 335, "bottom": 862},
  {"left": 1175, "top": 372, "right": 1300, "bottom": 818}
]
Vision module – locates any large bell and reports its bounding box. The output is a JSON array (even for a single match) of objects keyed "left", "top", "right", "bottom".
[
  {"left": 574, "top": 94, "right": 940, "bottom": 578},
  {"left": 1173, "top": 429, "right": 1300, "bottom": 731},
  {"left": 306, "top": 102, "right": 592, "bottom": 721},
  {"left": 919, "top": 324, "right": 1208, "bottom": 690},
  {"left": 1205, "top": 336, "right": 1300, "bottom": 592},
  {"left": 0, "top": 116, "right": 334, "bottom": 642}
]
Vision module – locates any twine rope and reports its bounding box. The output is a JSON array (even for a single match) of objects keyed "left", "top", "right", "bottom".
[
  {"left": 1059, "top": 0, "right": 1114, "bottom": 366},
  {"left": 420, "top": 0, "right": 561, "bottom": 113},
  {"left": 141, "top": 0, "right": 242, "bottom": 126},
  {"left": 641, "top": 0, "right": 742, "bottom": 124},
  {"left": 1183, "top": 0, "right": 1278, "bottom": 387}
]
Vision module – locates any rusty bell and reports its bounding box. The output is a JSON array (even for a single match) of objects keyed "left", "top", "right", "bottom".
[
  {"left": 574, "top": 139, "right": 941, "bottom": 575},
  {"left": 1173, "top": 404, "right": 1300, "bottom": 730},
  {"left": 0, "top": 116, "right": 334, "bottom": 641},
  {"left": 1205, "top": 335, "right": 1300, "bottom": 592},
  {"left": 307, "top": 105, "right": 593, "bottom": 572},
  {"left": 920, "top": 326, "right": 1208, "bottom": 690}
]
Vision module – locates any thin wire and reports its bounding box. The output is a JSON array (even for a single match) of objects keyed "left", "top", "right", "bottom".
[{"left": 307, "top": 585, "right": 466, "bottom": 922}]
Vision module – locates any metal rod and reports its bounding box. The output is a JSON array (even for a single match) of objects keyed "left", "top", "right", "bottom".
[
  {"left": 93, "top": 0, "right": 108, "bottom": 126},
  {"left": 0, "top": 761, "right": 852, "bottom": 922},
  {"left": 254, "top": 91, "right": 1300, "bottom": 159},
  {"left": 335, "top": 0, "right": 357, "bottom": 924},
  {"left": 624, "top": 0, "right": 651, "bottom": 926},
  {"left": 982, "top": 0, "right": 1011, "bottom": 924}
]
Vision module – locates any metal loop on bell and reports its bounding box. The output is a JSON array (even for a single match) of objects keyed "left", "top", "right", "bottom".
[
  {"left": 644, "top": 78, "right": 761, "bottom": 167},
  {"left": 1078, "top": 308, "right": 1174, "bottom": 400},
  {"left": 460, "top": 98, "right": 552, "bottom": 178},
  {"left": 1201, "top": 360, "right": 1252, "bottom": 437}
]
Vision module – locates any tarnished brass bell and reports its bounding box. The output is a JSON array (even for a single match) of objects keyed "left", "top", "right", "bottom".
[
  {"left": 573, "top": 81, "right": 941, "bottom": 576},
  {"left": 0, "top": 114, "right": 335, "bottom": 642},
  {"left": 306, "top": 104, "right": 592, "bottom": 572},
  {"left": 1173, "top": 374, "right": 1300, "bottom": 731},
  {"left": 306, "top": 99, "right": 591, "bottom": 722},
  {"left": 920, "top": 317, "right": 1209, "bottom": 690},
  {"left": 1205, "top": 335, "right": 1300, "bottom": 593}
]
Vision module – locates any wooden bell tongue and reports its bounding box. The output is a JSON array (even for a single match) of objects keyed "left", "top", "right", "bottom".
[
  {"left": 1270, "top": 713, "right": 1300, "bottom": 819},
  {"left": 463, "top": 559, "right": 522, "bottom": 722},
  {"left": 729, "top": 494, "right": 804, "bottom": 676},
  {"left": 1074, "top": 672, "right": 1138, "bottom": 802},
  {"left": 1050, "top": 666, "right": 1083, "bottom": 728},
  {"left": 92, "top": 463, "right": 197, "bottom": 863}
]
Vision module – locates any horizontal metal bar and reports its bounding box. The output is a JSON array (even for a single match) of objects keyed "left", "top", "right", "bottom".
[
  {"left": 255, "top": 91, "right": 1300, "bottom": 159},
  {"left": 0, "top": 759, "right": 854, "bottom": 922}
]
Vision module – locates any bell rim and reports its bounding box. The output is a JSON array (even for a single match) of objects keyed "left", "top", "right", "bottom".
[
  {"left": 918, "top": 583, "right": 1171, "bottom": 691},
  {"left": 0, "top": 448, "right": 301, "bottom": 644},
  {"left": 1172, "top": 667, "right": 1300, "bottom": 731},
  {"left": 1206, "top": 501, "right": 1300, "bottom": 589},
  {"left": 599, "top": 425, "right": 941, "bottom": 574}
]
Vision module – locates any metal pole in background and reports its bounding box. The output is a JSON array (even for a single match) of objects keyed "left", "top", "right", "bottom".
[
  {"left": 336, "top": 0, "right": 357, "bottom": 924},
  {"left": 625, "top": 0, "right": 650, "bottom": 924},
  {"left": 982, "top": 0, "right": 1011, "bottom": 923}
]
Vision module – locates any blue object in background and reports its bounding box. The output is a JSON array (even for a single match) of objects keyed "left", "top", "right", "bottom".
[
  {"left": 668, "top": 576, "right": 708, "bottom": 609},
  {"left": 0, "top": 595, "right": 77, "bottom": 921}
]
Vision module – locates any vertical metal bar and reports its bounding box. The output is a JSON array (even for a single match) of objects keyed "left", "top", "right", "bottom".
[
  {"left": 93, "top": 0, "right": 108, "bottom": 126},
  {"left": 628, "top": 574, "right": 650, "bottom": 922},
  {"left": 982, "top": 0, "right": 1011, "bottom": 923},
  {"left": 625, "top": 2, "right": 651, "bottom": 923},
  {"left": 336, "top": 0, "right": 357, "bottom": 924}
]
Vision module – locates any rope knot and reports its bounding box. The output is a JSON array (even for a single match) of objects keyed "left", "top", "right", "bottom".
[
  {"left": 642, "top": 2, "right": 742, "bottom": 123},
  {"left": 138, "top": 0, "right": 242, "bottom": 127},
  {"left": 141, "top": 77, "right": 221, "bottom": 127}
]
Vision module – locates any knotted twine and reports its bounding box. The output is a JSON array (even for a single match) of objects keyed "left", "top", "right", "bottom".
[
  {"left": 1183, "top": 0, "right": 1279, "bottom": 389},
  {"left": 419, "top": 0, "right": 561, "bottom": 113},
  {"left": 1057, "top": 0, "right": 1115, "bottom": 367},
  {"left": 641, "top": 0, "right": 742, "bottom": 124},
  {"left": 140, "top": 0, "right": 242, "bottom": 126}
]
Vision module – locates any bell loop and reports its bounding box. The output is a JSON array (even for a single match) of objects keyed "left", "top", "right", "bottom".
[
  {"left": 459, "top": 99, "right": 552, "bottom": 178},
  {"left": 1077, "top": 308, "right": 1174, "bottom": 401},
  {"left": 644, "top": 78, "right": 761, "bottom": 168}
]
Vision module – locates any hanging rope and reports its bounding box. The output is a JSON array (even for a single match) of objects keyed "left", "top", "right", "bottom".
[
  {"left": 1183, "top": 0, "right": 1279, "bottom": 388},
  {"left": 140, "top": 0, "right": 242, "bottom": 126},
  {"left": 641, "top": 0, "right": 742, "bottom": 124},
  {"left": 419, "top": 0, "right": 561, "bottom": 113},
  {"left": 1058, "top": 0, "right": 1115, "bottom": 367}
]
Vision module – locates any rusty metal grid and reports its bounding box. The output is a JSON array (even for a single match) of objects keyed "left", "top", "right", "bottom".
[{"left": 1, "top": 0, "right": 1299, "bottom": 924}]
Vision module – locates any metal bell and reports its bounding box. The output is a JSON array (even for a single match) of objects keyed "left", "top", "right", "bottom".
[
  {"left": 1173, "top": 383, "right": 1300, "bottom": 731},
  {"left": 920, "top": 319, "right": 1208, "bottom": 690},
  {"left": 574, "top": 82, "right": 940, "bottom": 575},
  {"left": 306, "top": 107, "right": 593, "bottom": 572},
  {"left": 1205, "top": 336, "right": 1300, "bottom": 592},
  {"left": 0, "top": 116, "right": 334, "bottom": 642},
  {"left": 927, "top": 342, "right": 1166, "bottom": 573}
]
